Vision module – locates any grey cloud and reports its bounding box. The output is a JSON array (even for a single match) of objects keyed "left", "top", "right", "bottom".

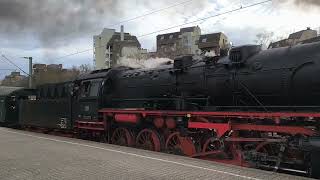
[
  {"left": 278, "top": 0, "right": 320, "bottom": 7},
  {"left": 0, "top": 0, "right": 209, "bottom": 48},
  {"left": 293, "top": 0, "right": 320, "bottom": 6},
  {"left": 0, "top": 0, "right": 123, "bottom": 47}
]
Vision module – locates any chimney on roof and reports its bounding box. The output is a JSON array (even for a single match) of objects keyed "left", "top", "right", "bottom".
[
  {"left": 120, "top": 25, "right": 124, "bottom": 41},
  {"left": 307, "top": 27, "right": 311, "bottom": 30}
]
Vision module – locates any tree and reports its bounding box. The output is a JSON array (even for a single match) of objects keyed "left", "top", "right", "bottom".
[
  {"left": 78, "top": 64, "right": 93, "bottom": 74},
  {"left": 255, "top": 31, "right": 275, "bottom": 50}
]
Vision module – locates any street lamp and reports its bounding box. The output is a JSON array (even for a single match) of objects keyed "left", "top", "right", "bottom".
[{"left": 22, "top": 57, "right": 32, "bottom": 88}]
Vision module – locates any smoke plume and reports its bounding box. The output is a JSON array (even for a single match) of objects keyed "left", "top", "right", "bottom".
[
  {"left": 0, "top": 0, "right": 209, "bottom": 48},
  {"left": 0, "top": 0, "right": 123, "bottom": 47},
  {"left": 278, "top": 0, "right": 320, "bottom": 7},
  {"left": 293, "top": 0, "right": 320, "bottom": 6},
  {"left": 117, "top": 57, "right": 173, "bottom": 69}
]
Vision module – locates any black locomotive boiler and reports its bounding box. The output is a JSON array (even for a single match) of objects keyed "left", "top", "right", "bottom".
[
  {"left": 96, "top": 42, "right": 320, "bottom": 111},
  {"left": 4, "top": 42, "right": 320, "bottom": 178}
]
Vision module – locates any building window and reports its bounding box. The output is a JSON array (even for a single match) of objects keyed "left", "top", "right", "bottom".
[
  {"left": 169, "top": 35, "right": 173, "bottom": 39},
  {"left": 223, "top": 39, "right": 226, "bottom": 45},
  {"left": 160, "top": 36, "right": 164, "bottom": 40},
  {"left": 202, "top": 38, "right": 207, "bottom": 43},
  {"left": 187, "top": 35, "right": 192, "bottom": 47}
]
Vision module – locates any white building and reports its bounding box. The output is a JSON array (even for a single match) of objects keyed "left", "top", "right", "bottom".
[
  {"left": 93, "top": 28, "right": 115, "bottom": 69},
  {"left": 269, "top": 27, "right": 318, "bottom": 49},
  {"left": 93, "top": 26, "right": 142, "bottom": 69}
]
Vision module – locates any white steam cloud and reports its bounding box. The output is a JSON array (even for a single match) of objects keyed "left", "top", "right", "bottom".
[{"left": 116, "top": 57, "right": 173, "bottom": 69}]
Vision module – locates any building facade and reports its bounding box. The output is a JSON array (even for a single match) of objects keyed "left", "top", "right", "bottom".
[
  {"left": 93, "top": 26, "right": 142, "bottom": 69},
  {"left": 156, "top": 26, "right": 201, "bottom": 59},
  {"left": 269, "top": 28, "right": 317, "bottom": 49},
  {"left": 197, "top": 32, "right": 230, "bottom": 56},
  {"left": 300, "top": 36, "right": 320, "bottom": 44},
  {"left": 1, "top": 72, "right": 27, "bottom": 87},
  {"left": 32, "top": 63, "right": 79, "bottom": 85},
  {"left": 106, "top": 31, "right": 141, "bottom": 67},
  {"left": 93, "top": 28, "right": 115, "bottom": 69}
]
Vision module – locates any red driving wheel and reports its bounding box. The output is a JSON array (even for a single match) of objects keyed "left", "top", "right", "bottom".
[
  {"left": 165, "top": 132, "right": 196, "bottom": 156},
  {"left": 136, "top": 129, "right": 162, "bottom": 152},
  {"left": 202, "top": 137, "right": 224, "bottom": 153},
  {"left": 111, "top": 127, "right": 135, "bottom": 147}
]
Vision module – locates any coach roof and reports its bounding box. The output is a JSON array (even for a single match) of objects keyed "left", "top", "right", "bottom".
[{"left": 0, "top": 86, "right": 24, "bottom": 97}]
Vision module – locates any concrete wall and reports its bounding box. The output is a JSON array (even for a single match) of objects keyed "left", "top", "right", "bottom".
[
  {"left": 156, "top": 26, "right": 201, "bottom": 59},
  {"left": 93, "top": 28, "right": 115, "bottom": 69},
  {"left": 121, "top": 46, "right": 140, "bottom": 58},
  {"left": 270, "top": 29, "right": 318, "bottom": 49},
  {"left": 181, "top": 27, "right": 201, "bottom": 55},
  {"left": 293, "top": 30, "right": 317, "bottom": 44}
]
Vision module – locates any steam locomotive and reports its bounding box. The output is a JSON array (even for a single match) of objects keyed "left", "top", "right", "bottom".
[{"left": 1, "top": 42, "right": 320, "bottom": 178}]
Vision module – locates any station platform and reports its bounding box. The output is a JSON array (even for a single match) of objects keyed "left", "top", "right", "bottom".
[{"left": 0, "top": 127, "right": 311, "bottom": 180}]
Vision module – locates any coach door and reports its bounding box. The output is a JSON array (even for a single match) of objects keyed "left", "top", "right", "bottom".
[{"left": 0, "top": 97, "right": 5, "bottom": 124}]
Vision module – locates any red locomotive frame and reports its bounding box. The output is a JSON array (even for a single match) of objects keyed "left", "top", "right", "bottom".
[{"left": 74, "top": 108, "right": 319, "bottom": 174}]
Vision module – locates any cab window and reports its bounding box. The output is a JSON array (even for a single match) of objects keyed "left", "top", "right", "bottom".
[
  {"left": 89, "top": 81, "right": 101, "bottom": 97},
  {"left": 80, "top": 80, "right": 102, "bottom": 98},
  {"left": 80, "top": 81, "right": 90, "bottom": 97}
]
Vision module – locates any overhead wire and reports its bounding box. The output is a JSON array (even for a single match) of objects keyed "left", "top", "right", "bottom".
[
  {"left": 50, "top": 0, "right": 195, "bottom": 45},
  {"left": 138, "top": 0, "right": 271, "bottom": 38},
  {"left": 49, "top": 0, "right": 272, "bottom": 62},
  {"left": 109, "top": 0, "right": 194, "bottom": 28},
  {"left": 1, "top": 55, "right": 30, "bottom": 76}
]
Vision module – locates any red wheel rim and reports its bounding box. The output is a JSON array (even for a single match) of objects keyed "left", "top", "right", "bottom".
[
  {"left": 111, "top": 128, "right": 134, "bottom": 147},
  {"left": 136, "top": 129, "right": 161, "bottom": 151},
  {"left": 165, "top": 132, "right": 196, "bottom": 156},
  {"left": 202, "top": 138, "right": 224, "bottom": 153}
]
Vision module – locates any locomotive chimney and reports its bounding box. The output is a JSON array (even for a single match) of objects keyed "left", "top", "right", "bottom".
[{"left": 120, "top": 25, "right": 124, "bottom": 41}]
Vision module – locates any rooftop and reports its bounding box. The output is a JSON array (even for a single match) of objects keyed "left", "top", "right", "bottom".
[
  {"left": 157, "top": 26, "right": 199, "bottom": 39},
  {"left": 288, "top": 27, "right": 316, "bottom": 39},
  {"left": 107, "top": 33, "right": 140, "bottom": 47},
  {"left": 0, "top": 86, "right": 24, "bottom": 96}
]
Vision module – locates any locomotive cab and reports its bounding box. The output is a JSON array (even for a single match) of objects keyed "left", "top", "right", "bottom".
[
  {"left": 72, "top": 69, "right": 111, "bottom": 123},
  {"left": 74, "top": 78, "right": 104, "bottom": 122}
]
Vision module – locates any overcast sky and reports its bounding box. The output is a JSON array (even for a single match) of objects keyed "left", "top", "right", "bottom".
[{"left": 0, "top": 0, "right": 320, "bottom": 78}]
